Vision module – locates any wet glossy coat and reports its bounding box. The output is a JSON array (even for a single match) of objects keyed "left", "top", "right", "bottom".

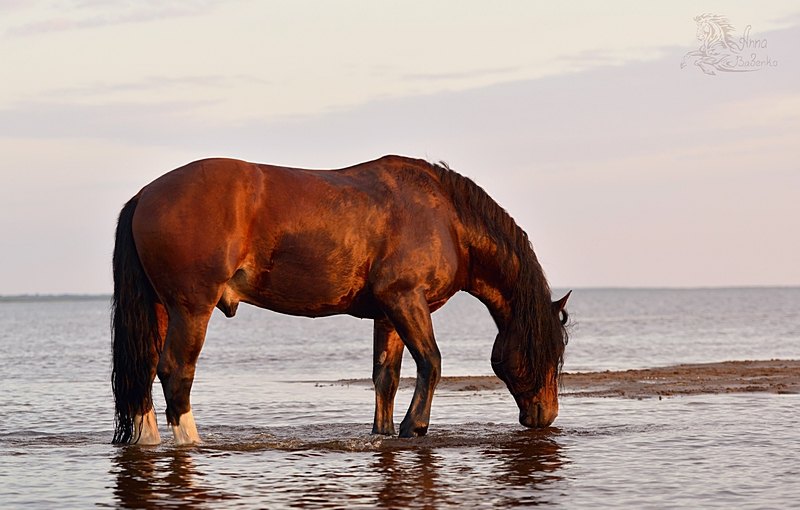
[{"left": 112, "top": 155, "right": 568, "bottom": 441}]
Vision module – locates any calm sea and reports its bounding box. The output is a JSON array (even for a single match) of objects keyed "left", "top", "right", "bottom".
[{"left": 1, "top": 288, "right": 798, "bottom": 508}]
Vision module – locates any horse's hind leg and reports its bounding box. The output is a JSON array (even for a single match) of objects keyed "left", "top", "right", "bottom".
[
  {"left": 132, "top": 303, "right": 168, "bottom": 445},
  {"left": 372, "top": 319, "right": 405, "bottom": 435},
  {"left": 157, "top": 305, "right": 212, "bottom": 445}
]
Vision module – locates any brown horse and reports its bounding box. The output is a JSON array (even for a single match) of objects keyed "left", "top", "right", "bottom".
[{"left": 112, "top": 155, "right": 569, "bottom": 445}]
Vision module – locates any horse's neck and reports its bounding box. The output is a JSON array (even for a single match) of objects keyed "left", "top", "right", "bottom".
[
  {"left": 707, "top": 25, "right": 724, "bottom": 46},
  {"left": 465, "top": 238, "right": 516, "bottom": 331}
]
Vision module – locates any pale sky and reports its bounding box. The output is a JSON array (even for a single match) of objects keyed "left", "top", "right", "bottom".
[{"left": 1, "top": 1, "right": 798, "bottom": 294}]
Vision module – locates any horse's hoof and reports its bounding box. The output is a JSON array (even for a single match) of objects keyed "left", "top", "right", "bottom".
[
  {"left": 171, "top": 411, "right": 201, "bottom": 445},
  {"left": 398, "top": 422, "right": 429, "bottom": 438},
  {"left": 371, "top": 425, "right": 396, "bottom": 436}
]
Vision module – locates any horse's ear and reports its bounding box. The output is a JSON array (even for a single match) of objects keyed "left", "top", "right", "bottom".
[{"left": 552, "top": 291, "right": 571, "bottom": 313}]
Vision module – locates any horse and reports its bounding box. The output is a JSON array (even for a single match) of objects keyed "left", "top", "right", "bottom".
[
  {"left": 681, "top": 14, "right": 751, "bottom": 75},
  {"left": 111, "top": 155, "right": 570, "bottom": 445}
]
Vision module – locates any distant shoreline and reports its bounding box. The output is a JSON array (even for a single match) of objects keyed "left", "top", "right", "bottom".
[
  {"left": 336, "top": 360, "right": 800, "bottom": 398},
  {"left": 1, "top": 286, "right": 798, "bottom": 303},
  {"left": 0, "top": 294, "right": 110, "bottom": 303}
]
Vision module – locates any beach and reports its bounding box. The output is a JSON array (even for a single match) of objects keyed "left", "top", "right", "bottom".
[{"left": 339, "top": 359, "right": 800, "bottom": 398}]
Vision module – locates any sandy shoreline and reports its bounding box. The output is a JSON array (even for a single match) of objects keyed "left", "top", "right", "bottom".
[{"left": 335, "top": 360, "right": 800, "bottom": 398}]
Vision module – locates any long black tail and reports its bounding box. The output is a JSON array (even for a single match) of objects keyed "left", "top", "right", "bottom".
[{"left": 111, "top": 196, "right": 160, "bottom": 444}]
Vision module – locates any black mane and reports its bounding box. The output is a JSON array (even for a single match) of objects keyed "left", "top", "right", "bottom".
[{"left": 429, "top": 161, "right": 567, "bottom": 391}]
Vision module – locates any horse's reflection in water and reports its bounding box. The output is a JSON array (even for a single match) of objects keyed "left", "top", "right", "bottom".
[
  {"left": 486, "top": 431, "right": 565, "bottom": 506},
  {"left": 111, "top": 447, "right": 234, "bottom": 509},
  {"left": 373, "top": 432, "right": 564, "bottom": 508},
  {"left": 374, "top": 449, "right": 442, "bottom": 508}
]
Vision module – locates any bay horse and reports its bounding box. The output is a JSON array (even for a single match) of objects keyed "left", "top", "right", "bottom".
[{"left": 112, "top": 155, "right": 570, "bottom": 445}]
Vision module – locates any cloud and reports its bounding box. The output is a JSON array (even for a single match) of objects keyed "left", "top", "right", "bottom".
[
  {"left": 403, "top": 66, "right": 521, "bottom": 83},
  {"left": 39, "top": 74, "right": 272, "bottom": 101},
  {"left": 0, "top": 98, "right": 217, "bottom": 145},
  {"left": 3, "top": 25, "right": 798, "bottom": 164},
  {"left": 0, "top": 0, "right": 29, "bottom": 11},
  {"left": 768, "top": 10, "right": 800, "bottom": 28},
  {"left": 2, "top": 25, "right": 799, "bottom": 292},
  {"left": 5, "top": 0, "right": 232, "bottom": 36}
]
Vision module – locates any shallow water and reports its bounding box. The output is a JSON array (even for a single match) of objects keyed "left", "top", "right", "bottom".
[
  {"left": 3, "top": 393, "right": 798, "bottom": 508},
  {"left": 1, "top": 288, "right": 799, "bottom": 508}
]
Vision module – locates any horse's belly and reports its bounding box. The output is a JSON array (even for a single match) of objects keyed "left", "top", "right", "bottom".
[{"left": 228, "top": 252, "right": 374, "bottom": 318}]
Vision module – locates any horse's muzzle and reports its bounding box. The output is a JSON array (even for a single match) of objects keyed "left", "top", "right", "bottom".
[{"left": 518, "top": 400, "right": 558, "bottom": 428}]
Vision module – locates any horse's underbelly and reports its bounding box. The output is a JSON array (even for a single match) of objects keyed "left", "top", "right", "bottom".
[{"left": 223, "top": 250, "right": 374, "bottom": 318}]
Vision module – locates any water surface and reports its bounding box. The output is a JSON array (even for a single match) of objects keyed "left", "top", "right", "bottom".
[{"left": 1, "top": 288, "right": 799, "bottom": 508}]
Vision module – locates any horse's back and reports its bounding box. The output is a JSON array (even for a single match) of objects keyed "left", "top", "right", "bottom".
[
  {"left": 246, "top": 156, "right": 466, "bottom": 316},
  {"left": 131, "top": 156, "right": 466, "bottom": 318}
]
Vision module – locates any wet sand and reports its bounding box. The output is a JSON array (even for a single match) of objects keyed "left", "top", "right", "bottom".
[{"left": 337, "top": 360, "right": 800, "bottom": 398}]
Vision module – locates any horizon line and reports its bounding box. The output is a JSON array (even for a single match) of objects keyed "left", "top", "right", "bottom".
[{"left": 2, "top": 285, "right": 799, "bottom": 302}]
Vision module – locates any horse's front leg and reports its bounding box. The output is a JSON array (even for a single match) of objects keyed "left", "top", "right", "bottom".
[
  {"left": 157, "top": 306, "right": 211, "bottom": 445},
  {"left": 698, "top": 59, "right": 719, "bottom": 75},
  {"left": 377, "top": 289, "right": 441, "bottom": 438},
  {"left": 681, "top": 49, "right": 701, "bottom": 68},
  {"left": 372, "top": 319, "right": 405, "bottom": 435}
]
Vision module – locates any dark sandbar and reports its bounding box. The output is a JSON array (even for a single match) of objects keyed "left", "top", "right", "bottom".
[{"left": 336, "top": 360, "right": 800, "bottom": 398}]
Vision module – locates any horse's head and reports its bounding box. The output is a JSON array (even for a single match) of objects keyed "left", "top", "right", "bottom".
[
  {"left": 694, "top": 15, "right": 710, "bottom": 43},
  {"left": 694, "top": 14, "right": 737, "bottom": 50},
  {"left": 492, "top": 291, "right": 570, "bottom": 429}
]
